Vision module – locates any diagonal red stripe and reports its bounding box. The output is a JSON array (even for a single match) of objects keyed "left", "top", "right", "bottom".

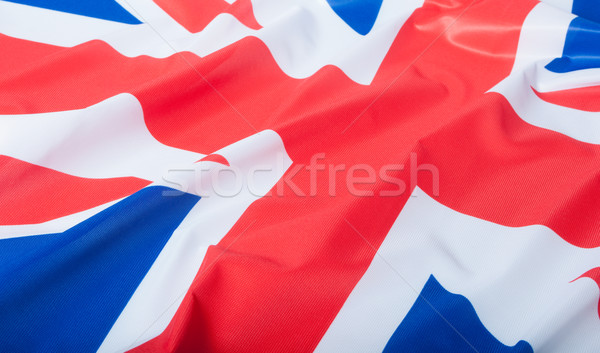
[
  {"left": 0, "top": 155, "right": 148, "bottom": 225},
  {"left": 533, "top": 85, "right": 600, "bottom": 112}
]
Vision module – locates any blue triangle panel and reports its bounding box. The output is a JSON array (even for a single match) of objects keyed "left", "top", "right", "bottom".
[
  {"left": 573, "top": 0, "right": 600, "bottom": 24},
  {"left": 546, "top": 16, "right": 600, "bottom": 73},
  {"left": 326, "top": 0, "right": 383, "bottom": 35},
  {"left": 4, "top": 0, "right": 141, "bottom": 24},
  {"left": 0, "top": 186, "right": 199, "bottom": 352},
  {"left": 383, "top": 275, "right": 533, "bottom": 353}
]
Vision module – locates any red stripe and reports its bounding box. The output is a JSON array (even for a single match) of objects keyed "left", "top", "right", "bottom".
[
  {"left": 533, "top": 85, "right": 600, "bottom": 112},
  {"left": 0, "top": 34, "right": 65, "bottom": 75},
  {"left": 198, "top": 154, "right": 230, "bottom": 166},
  {"left": 126, "top": 0, "right": 570, "bottom": 352},
  {"left": 0, "top": 156, "right": 148, "bottom": 225},
  {"left": 573, "top": 268, "right": 600, "bottom": 320},
  {"left": 153, "top": 0, "right": 262, "bottom": 33}
]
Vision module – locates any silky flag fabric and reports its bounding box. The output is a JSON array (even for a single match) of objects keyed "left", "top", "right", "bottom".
[{"left": 1, "top": 0, "right": 600, "bottom": 352}]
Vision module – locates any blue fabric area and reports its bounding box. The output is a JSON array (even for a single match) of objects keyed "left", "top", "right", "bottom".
[
  {"left": 383, "top": 275, "right": 533, "bottom": 353},
  {"left": 573, "top": 0, "right": 600, "bottom": 24},
  {"left": 546, "top": 16, "right": 600, "bottom": 73},
  {"left": 326, "top": 0, "right": 383, "bottom": 35},
  {"left": 4, "top": 0, "right": 141, "bottom": 24},
  {"left": 0, "top": 186, "right": 199, "bottom": 352}
]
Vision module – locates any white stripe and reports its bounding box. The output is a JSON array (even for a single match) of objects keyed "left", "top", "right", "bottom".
[
  {"left": 491, "top": 3, "right": 600, "bottom": 144},
  {"left": 0, "top": 0, "right": 423, "bottom": 84},
  {"left": 531, "top": 68, "right": 600, "bottom": 93},
  {"left": 0, "top": 198, "right": 121, "bottom": 239},
  {"left": 315, "top": 187, "right": 600, "bottom": 353},
  {"left": 541, "top": 0, "right": 574, "bottom": 14},
  {"left": 98, "top": 130, "right": 293, "bottom": 353},
  {"left": 0, "top": 93, "right": 202, "bottom": 181}
]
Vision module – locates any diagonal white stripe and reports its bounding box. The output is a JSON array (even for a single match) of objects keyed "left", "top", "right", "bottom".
[
  {"left": 316, "top": 187, "right": 600, "bottom": 353},
  {"left": 0, "top": 93, "right": 203, "bottom": 181},
  {"left": 99, "top": 129, "right": 293, "bottom": 353},
  {"left": 0, "top": 0, "right": 423, "bottom": 84},
  {"left": 491, "top": 3, "right": 600, "bottom": 145},
  {"left": 0, "top": 197, "right": 122, "bottom": 239}
]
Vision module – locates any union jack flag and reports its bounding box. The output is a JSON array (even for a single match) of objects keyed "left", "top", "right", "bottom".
[{"left": 1, "top": 0, "right": 600, "bottom": 352}]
